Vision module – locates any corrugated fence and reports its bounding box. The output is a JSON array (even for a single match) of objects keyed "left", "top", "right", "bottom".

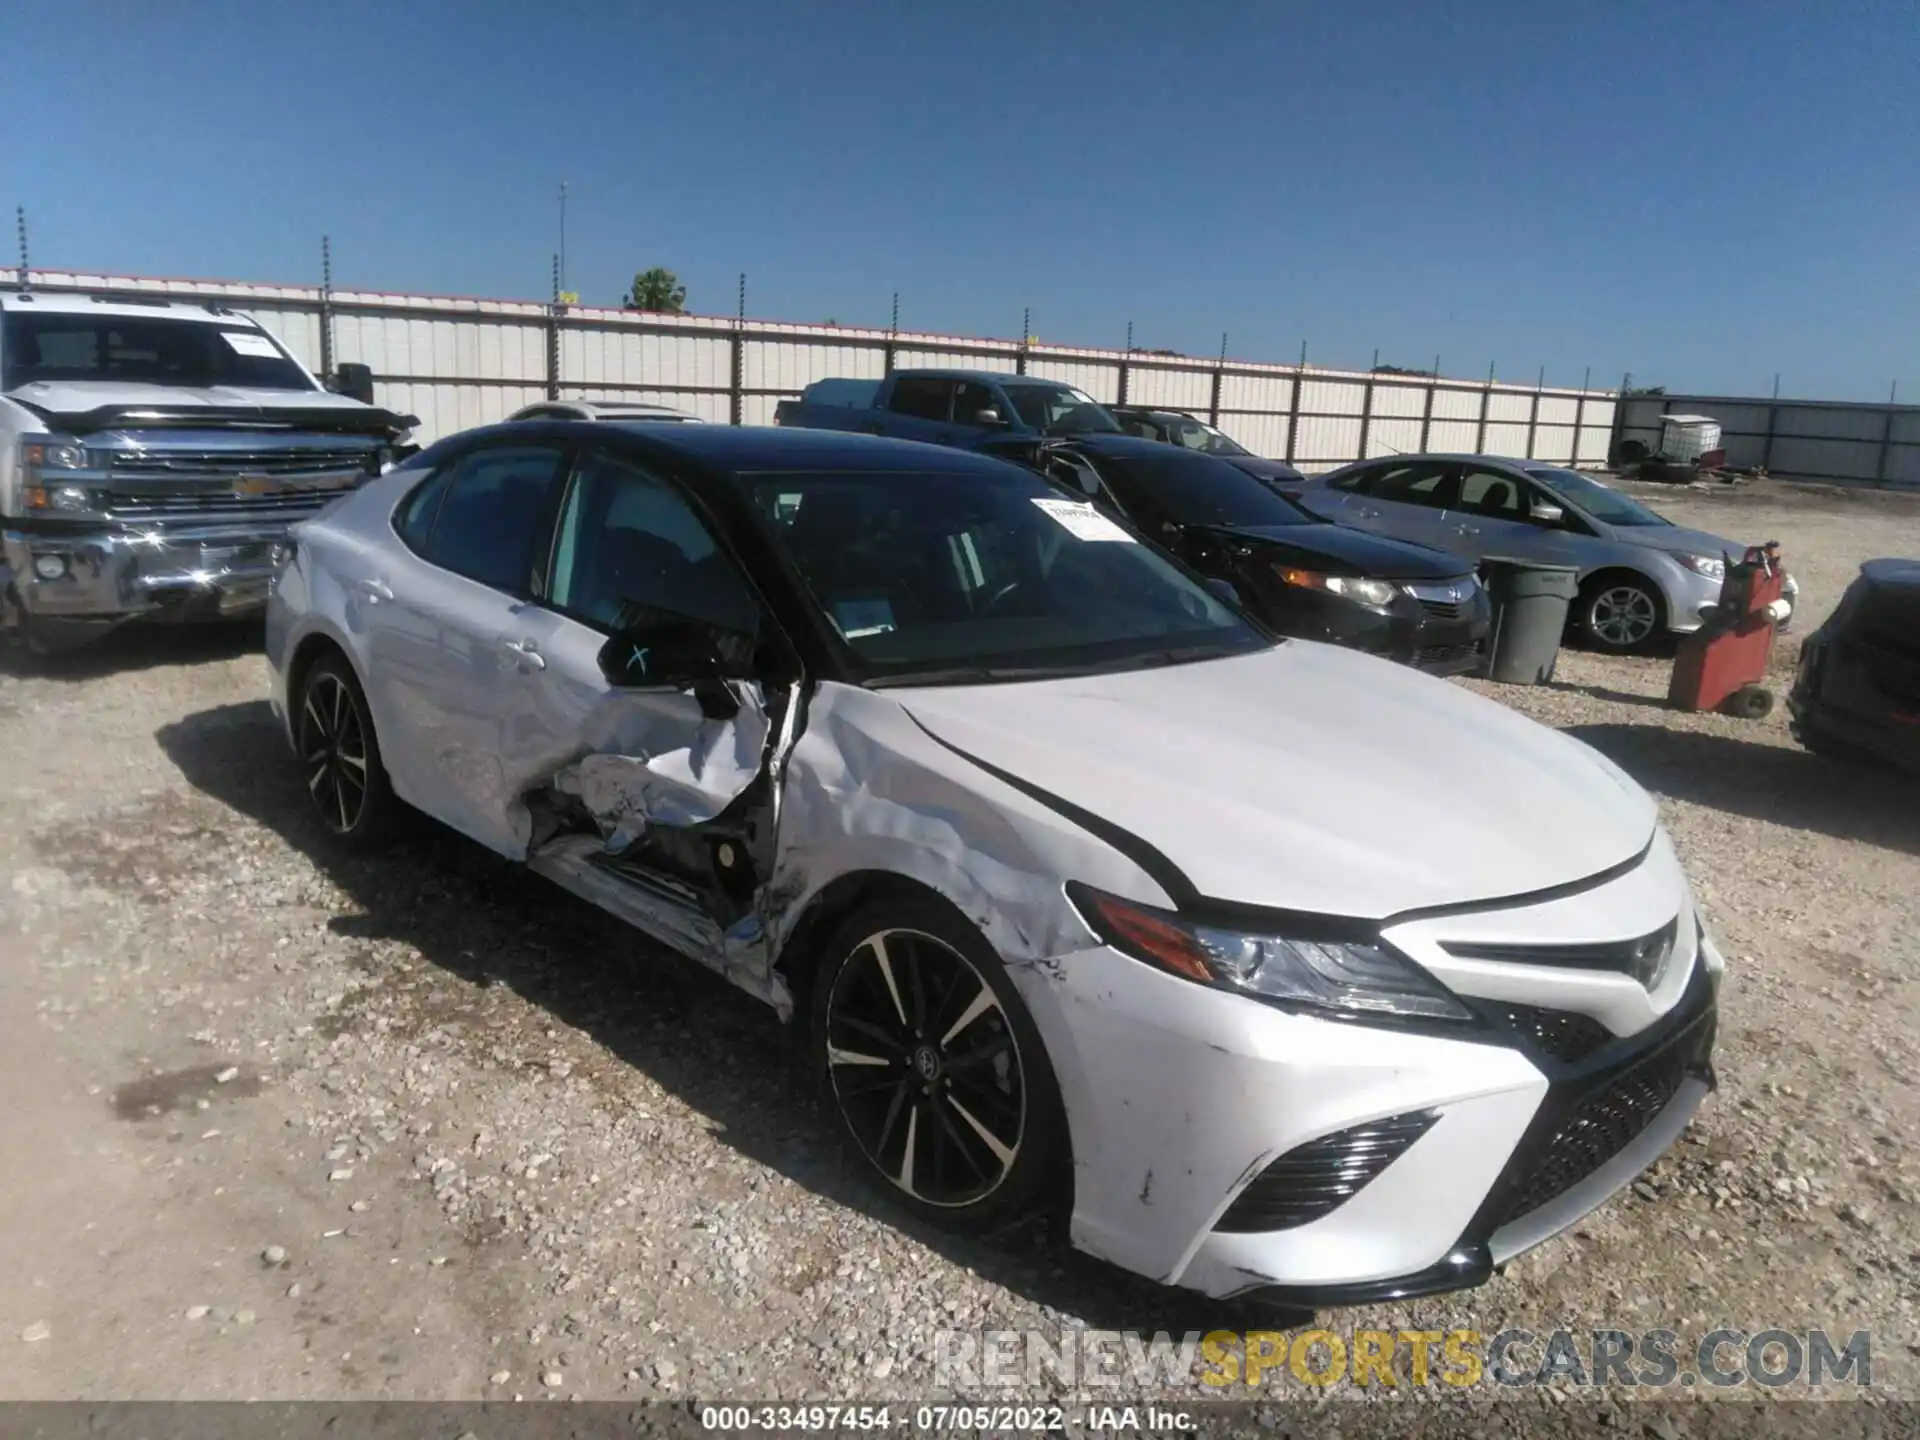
[
  {"left": 24, "top": 268, "right": 1624, "bottom": 467},
  {"left": 1615, "top": 394, "right": 1920, "bottom": 487}
]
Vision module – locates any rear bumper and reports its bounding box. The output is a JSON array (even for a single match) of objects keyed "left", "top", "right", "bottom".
[{"left": 2, "top": 520, "right": 294, "bottom": 639}]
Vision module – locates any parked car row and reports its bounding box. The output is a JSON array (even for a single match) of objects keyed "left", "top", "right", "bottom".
[{"left": 267, "top": 416, "right": 1724, "bottom": 1306}]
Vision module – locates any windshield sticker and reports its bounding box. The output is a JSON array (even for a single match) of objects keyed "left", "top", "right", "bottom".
[
  {"left": 832, "top": 597, "right": 896, "bottom": 640},
  {"left": 1031, "top": 497, "right": 1134, "bottom": 543},
  {"left": 221, "top": 331, "right": 284, "bottom": 359}
]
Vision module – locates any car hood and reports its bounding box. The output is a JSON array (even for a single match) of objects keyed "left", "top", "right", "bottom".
[
  {"left": 896, "top": 642, "right": 1656, "bottom": 917},
  {"left": 1223, "top": 456, "right": 1305, "bottom": 484},
  {"left": 1615, "top": 523, "right": 1760, "bottom": 562},
  {"left": 3, "top": 381, "right": 414, "bottom": 436},
  {"left": 1198, "top": 522, "right": 1469, "bottom": 581}
]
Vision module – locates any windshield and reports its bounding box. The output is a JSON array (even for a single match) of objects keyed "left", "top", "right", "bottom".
[
  {"left": 1525, "top": 466, "right": 1670, "bottom": 527},
  {"left": 1000, "top": 383, "right": 1122, "bottom": 435},
  {"left": 1095, "top": 451, "right": 1312, "bottom": 528},
  {"left": 739, "top": 467, "right": 1269, "bottom": 683},
  {"left": 1, "top": 313, "right": 315, "bottom": 392},
  {"left": 1165, "top": 414, "right": 1252, "bottom": 457}
]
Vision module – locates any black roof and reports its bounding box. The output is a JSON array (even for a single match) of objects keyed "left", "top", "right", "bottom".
[
  {"left": 1860, "top": 558, "right": 1920, "bottom": 589},
  {"left": 468, "top": 419, "right": 1030, "bottom": 478}
]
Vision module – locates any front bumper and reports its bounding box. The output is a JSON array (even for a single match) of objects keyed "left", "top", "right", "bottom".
[
  {"left": 1670, "top": 571, "right": 1798, "bottom": 636},
  {"left": 2, "top": 520, "right": 293, "bottom": 638},
  {"left": 1255, "top": 583, "right": 1491, "bottom": 677},
  {"left": 1015, "top": 845, "right": 1719, "bottom": 1303}
]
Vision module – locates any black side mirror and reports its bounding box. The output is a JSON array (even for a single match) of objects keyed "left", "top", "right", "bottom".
[
  {"left": 596, "top": 618, "right": 738, "bottom": 719},
  {"left": 334, "top": 362, "right": 375, "bottom": 406}
]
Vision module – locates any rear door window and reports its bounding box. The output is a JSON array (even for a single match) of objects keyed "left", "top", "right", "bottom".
[
  {"left": 1366, "top": 462, "right": 1457, "bottom": 509},
  {"left": 887, "top": 377, "right": 955, "bottom": 422},
  {"left": 414, "top": 443, "right": 570, "bottom": 595}
]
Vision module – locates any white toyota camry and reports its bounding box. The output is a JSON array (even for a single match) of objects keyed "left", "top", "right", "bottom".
[{"left": 265, "top": 422, "right": 1720, "bottom": 1305}]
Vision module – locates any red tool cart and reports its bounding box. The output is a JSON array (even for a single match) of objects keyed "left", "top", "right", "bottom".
[{"left": 1669, "top": 542, "right": 1789, "bottom": 718}]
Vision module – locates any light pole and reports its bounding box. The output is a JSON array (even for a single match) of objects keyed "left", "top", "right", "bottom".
[{"left": 558, "top": 180, "right": 568, "bottom": 294}]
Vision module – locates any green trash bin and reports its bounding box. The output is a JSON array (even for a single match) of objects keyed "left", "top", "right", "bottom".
[{"left": 1480, "top": 557, "right": 1580, "bottom": 685}]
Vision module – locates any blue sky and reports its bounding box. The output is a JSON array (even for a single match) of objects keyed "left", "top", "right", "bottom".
[{"left": 2, "top": 0, "right": 1913, "bottom": 398}]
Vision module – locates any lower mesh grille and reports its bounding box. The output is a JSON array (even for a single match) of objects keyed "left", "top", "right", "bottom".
[
  {"left": 1414, "top": 641, "right": 1483, "bottom": 672},
  {"left": 1481, "top": 1002, "right": 1613, "bottom": 1064},
  {"left": 1492, "top": 1036, "right": 1693, "bottom": 1227},
  {"left": 1216, "top": 1110, "right": 1438, "bottom": 1233}
]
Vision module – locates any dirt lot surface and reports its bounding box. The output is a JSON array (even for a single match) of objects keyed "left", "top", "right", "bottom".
[{"left": 1, "top": 477, "right": 1916, "bottom": 1424}]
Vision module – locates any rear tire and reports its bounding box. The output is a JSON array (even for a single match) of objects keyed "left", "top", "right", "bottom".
[
  {"left": 295, "top": 652, "right": 399, "bottom": 849},
  {"left": 809, "top": 894, "right": 1066, "bottom": 1233},
  {"left": 1578, "top": 575, "right": 1665, "bottom": 655}
]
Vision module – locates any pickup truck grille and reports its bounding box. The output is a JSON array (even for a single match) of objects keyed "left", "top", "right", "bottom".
[
  {"left": 104, "top": 487, "right": 352, "bottom": 518},
  {"left": 101, "top": 446, "right": 375, "bottom": 520},
  {"left": 108, "top": 447, "right": 376, "bottom": 478}
]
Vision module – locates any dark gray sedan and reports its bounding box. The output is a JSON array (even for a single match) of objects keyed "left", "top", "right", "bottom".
[{"left": 1286, "top": 455, "right": 1799, "bottom": 654}]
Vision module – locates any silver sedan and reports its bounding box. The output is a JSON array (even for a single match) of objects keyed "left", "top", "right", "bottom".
[{"left": 1287, "top": 456, "right": 1797, "bottom": 654}]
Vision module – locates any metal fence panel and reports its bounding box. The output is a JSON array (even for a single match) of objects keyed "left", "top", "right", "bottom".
[
  {"left": 1126, "top": 366, "right": 1214, "bottom": 410},
  {"left": 1027, "top": 357, "right": 1121, "bottom": 400},
  {"left": 1368, "top": 417, "right": 1422, "bottom": 456},
  {"left": 1299, "top": 377, "right": 1367, "bottom": 416},
  {"left": 1537, "top": 395, "right": 1579, "bottom": 425},
  {"left": 1370, "top": 384, "right": 1427, "bottom": 419},
  {"left": 1431, "top": 388, "right": 1483, "bottom": 421},
  {"left": 1485, "top": 422, "right": 1532, "bottom": 454},
  {"left": 1531, "top": 427, "right": 1577, "bottom": 463},
  {"left": 1770, "top": 437, "right": 1882, "bottom": 481},
  {"left": 1429, "top": 419, "right": 1481, "bottom": 451},
  {"left": 1216, "top": 412, "right": 1290, "bottom": 459},
  {"left": 1777, "top": 406, "right": 1885, "bottom": 443},
  {"left": 1218, "top": 372, "right": 1294, "bottom": 414},
  {"left": 744, "top": 339, "right": 886, "bottom": 391},
  {"left": 1295, "top": 413, "right": 1363, "bottom": 461},
  {"left": 1486, "top": 390, "right": 1535, "bottom": 423}
]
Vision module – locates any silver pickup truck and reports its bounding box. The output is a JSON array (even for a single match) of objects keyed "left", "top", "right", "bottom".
[{"left": 0, "top": 288, "right": 416, "bottom": 652}]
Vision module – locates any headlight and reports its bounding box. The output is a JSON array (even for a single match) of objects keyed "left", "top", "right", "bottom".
[
  {"left": 20, "top": 437, "right": 88, "bottom": 470},
  {"left": 1274, "top": 565, "right": 1398, "bottom": 609},
  {"left": 1069, "top": 884, "right": 1472, "bottom": 1022},
  {"left": 23, "top": 483, "right": 105, "bottom": 514},
  {"left": 1677, "top": 553, "right": 1726, "bottom": 580}
]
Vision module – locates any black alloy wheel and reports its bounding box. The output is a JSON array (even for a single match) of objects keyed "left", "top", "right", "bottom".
[
  {"left": 296, "top": 655, "right": 397, "bottom": 846},
  {"left": 812, "top": 900, "right": 1064, "bottom": 1229}
]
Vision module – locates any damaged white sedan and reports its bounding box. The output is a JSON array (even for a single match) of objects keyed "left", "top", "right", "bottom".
[{"left": 265, "top": 422, "right": 1720, "bottom": 1305}]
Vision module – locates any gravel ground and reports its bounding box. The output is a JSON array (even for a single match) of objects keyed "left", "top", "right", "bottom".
[{"left": 0, "top": 477, "right": 1916, "bottom": 1424}]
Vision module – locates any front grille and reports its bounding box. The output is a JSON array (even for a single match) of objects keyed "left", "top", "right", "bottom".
[
  {"left": 103, "top": 487, "right": 350, "bottom": 518},
  {"left": 1445, "top": 919, "right": 1680, "bottom": 989},
  {"left": 1480, "top": 1001, "right": 1613, "bottom": 1065},
  {"left": 1491, "top": 1031, "right": 1694, "bottom": 1227},
  {"left": 109, "top": 447, "right": 375, "bottom": 478},
  {"left": 1216, "top": 1110, "right": 1437, "bottom": 1233},
  {"left": 1414, "top": 641, "right": 1483, "bottom": 672},
  {"left": 1418, "top": 598, "right": 1465, "bottom": 622}
]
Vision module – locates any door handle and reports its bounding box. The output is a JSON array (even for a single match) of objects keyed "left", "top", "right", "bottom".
[
  {"left": 502, "top": 638, "right": 547, "bottom": 671},
  {"left": 352, "top": 579, "right": 394, "bottom": 604},
  {"left": 1453, "top": 523, "right": 1482, "bottom": 535},
  {"left": 1356, "top": 506, "right": 1381, "bottom": 519}
]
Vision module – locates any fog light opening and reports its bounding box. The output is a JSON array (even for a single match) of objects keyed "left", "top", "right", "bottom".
[{"left": 32, "top": 554, "right": 69, "bottom": 581}]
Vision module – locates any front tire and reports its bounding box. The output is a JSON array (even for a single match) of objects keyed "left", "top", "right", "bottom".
[
  {"left": 295, "top": 652, "right": 398, "bottom": 848},
  {"left": 809, "top": 895, "right": 1065, "bottom": 1232},
  {"left": 1578, "top": 575, "right": 1665, "bottom": 655}
]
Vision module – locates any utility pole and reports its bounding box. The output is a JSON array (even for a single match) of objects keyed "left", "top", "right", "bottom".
[
  {"left": 557, "top": 181, "right": 568, "bottom": 295},
  {"left": 14, "top": 206, "right": 27, "bottom": 290}
]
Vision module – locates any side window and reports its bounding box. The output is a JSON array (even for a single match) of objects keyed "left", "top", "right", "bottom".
[
  {"left": 887, "top": 377, "right": 954, "bottom": 422},
  {"left": 952, "top": 382, "right": 1000, "bottom": 426},
  {"left": 1368, "top": 463, "right": 1454, "bottom": 509},
  {"left": 1459, "top": 467, "right": 1527, "bottom": 519},
  {"left": 393, "top": 466, "right": 454, "bottom": 553},
  {"left": 1329, "top": 464, "right": 1381, "bottom": 493},
  {"left": 547, "top": 449, "right": 762, "bottom": 656},
  {"left": 416, "top": 444, "right": 568, "bottom": 592}
]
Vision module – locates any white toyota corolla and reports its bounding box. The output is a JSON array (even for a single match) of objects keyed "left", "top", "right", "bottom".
[{"left": 266, "top": 422, "right": 1719, "bottom": 1305}]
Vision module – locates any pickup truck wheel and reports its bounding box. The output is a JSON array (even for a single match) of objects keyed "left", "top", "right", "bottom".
[
  {"left": 810, "top": 896, "right": 1066, "bottom": 1233},
  {"left": 296, "top": 654, "right": 398, "bottom": 848}
]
